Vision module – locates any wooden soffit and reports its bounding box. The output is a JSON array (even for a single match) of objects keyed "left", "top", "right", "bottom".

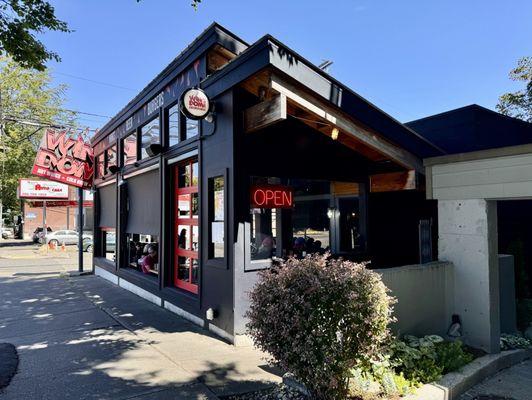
[{"left": 240, "top": 69, "right": 424, "bottom": 174}]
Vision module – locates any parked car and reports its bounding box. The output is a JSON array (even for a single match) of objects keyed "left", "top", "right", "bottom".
[
  {"left": 1, "top": 227, "right": 14, "bottom": 239},
  {"left": 32, "top": 227, "right": 52, "bottom": 243},
  {"left": 80, "top": 234, "right": 114, "bottom": 253},
  {"left": 42, "top": 230, "right": 92, "bottom": 246}
]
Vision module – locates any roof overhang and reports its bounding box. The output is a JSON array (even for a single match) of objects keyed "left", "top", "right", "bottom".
[{"left": 202, "top": 36, "right": 441, "bottom": 174}]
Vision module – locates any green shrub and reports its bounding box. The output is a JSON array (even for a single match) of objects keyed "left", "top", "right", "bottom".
[
  {"left": 435, "top": 341, "right": 474, "bottom": 374},
  {"left": 246, "top": 254, "right": 395, "bottom": 400},
  {"left": 500, "top": 333, "right": 532, "bottom": 350}
]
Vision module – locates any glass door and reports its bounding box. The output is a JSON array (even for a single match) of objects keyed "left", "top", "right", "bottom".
[{"left": 174, "top": 158, "right": 199, "bottom": 294}]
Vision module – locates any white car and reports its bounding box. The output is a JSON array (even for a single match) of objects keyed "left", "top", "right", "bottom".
[
  {"left": 42, "top": 230, "right": 92, "bottom": 246},
  {"left": 1, "top": 227, "right": 14, "bottom": 239}
]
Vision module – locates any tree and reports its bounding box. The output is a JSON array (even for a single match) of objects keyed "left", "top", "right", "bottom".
[
  {"left": 0, "top": 0, "right": 69, "bottom": 71},
  {"left": 0, "top": 56, "right": 72, "bottom": 220},
  {"left": 496, "top": 56, "right": 532, "bottom": 122}
]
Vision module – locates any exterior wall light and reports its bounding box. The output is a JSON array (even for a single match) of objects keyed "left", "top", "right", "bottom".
[
  {"left": 206, "top": 307, "right": 218, "bottom": 321},
  {"left": 331, "top": 127, "right": 339, "bottom": 140},
  {"left": 327, "top": 207, "right": 336, "bottom": 219}
]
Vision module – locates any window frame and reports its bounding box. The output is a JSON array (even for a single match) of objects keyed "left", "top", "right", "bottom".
[
  {"left": 206, "top": 169, "right": 228, "bottom": 268},
  {"left": 174, "top": 157, "right": 200, "bottom": 295}
]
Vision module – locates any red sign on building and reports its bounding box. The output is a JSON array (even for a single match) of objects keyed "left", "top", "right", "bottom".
[
  {"left": 250, "top": 185, "right": 293, "bottom": 209},
  {"left": 31, "top": 129, "right": 94, "bottom": 189}
]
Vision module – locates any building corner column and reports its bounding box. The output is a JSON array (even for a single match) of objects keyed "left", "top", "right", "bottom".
[{"left": 438, "top": 199, "right": 500, "bottom": 353}]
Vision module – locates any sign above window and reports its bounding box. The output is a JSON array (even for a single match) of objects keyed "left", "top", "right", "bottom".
[
  {"left": 18, "top": 179, "right": 69, "bottom": 199},
  {"left": 180, "top": 88, "right": 211, "bottom": 120},
  {"left": 251, "top": 185, "right": 293, "bottom": 209}
]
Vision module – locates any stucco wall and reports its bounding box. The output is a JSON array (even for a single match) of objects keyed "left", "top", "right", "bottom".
[{"left": 377, "top": 261, "right": 454, "bottom": 337}]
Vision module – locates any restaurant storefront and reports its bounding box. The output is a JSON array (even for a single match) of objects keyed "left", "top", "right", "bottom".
[{"left": 91, "top": 24, "right": 444, "bottom": 343}]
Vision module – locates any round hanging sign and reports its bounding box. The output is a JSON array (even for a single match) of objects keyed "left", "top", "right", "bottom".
[{"left": 180, "top": 88, "right": 211, "bottom": 120}]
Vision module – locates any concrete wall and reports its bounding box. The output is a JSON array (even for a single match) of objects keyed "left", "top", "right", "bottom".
[
  {"left": 438, "top": 199, "right": 500, "bottom": 353},
  {"left": 427, "top": 153, "right": 532, "bottom": 200},
  {"left": 377, "top": 261, "right": 454, "bottom": 337}
]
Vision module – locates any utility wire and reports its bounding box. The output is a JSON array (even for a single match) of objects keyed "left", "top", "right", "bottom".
[{"left": 53, "top": 71, "right": 137, "bottom": 92}]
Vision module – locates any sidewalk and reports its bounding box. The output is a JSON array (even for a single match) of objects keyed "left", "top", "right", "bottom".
[
  {"left": 0, "top": 263, "right": 280, "bottom": 399},
  {"left": 459, "top": 359, "right": 532, "bottom": 400}
]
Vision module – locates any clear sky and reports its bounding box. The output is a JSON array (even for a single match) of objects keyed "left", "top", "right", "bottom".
[{"left": 40, "top": 0, "right": 532, "bottom": 130}]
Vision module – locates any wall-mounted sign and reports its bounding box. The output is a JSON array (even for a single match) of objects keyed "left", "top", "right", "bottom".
[
  {"left": 180, "top": 88, "right": 211, "bottom": 120},
  {"left": 18, "top": 179, "right": 69, "bottom": 199},
  {"left": 31, "top": 129, "right": 94, "bottom": 189},
  {"left": 147, "top": 92, "right": 164, "bottom": 116},
  {"left": 25, "top": 212, "right": 37, "bottom": 220},
  {"left": 251, "top": 185, "right": 293, "bottom": 209}
]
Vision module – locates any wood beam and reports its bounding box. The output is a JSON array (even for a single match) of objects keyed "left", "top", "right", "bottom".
[
  {"left": 370, "top": 171, "right": 419, "bottom": 193},
  {"left": 269, "top": 74, "right": 425, "bottom": 173},
  {"left": 243, "top": 94, "right": 287, "bottom": 133}
]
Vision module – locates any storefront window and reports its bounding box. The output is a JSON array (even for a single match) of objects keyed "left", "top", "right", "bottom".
[
  {"left": 106, "top": 145, "right": 117, "bottom": 173},
  {"left": 102, "top": 229, "right": 116, "bottom": 262},
  {"left": 95, "top": 153, "right": 105, "bottom": 178},
  {"left": 126, "top": 233, "right": 159, "bottom": 275},
  {"left": 168, "top": 104, "right": 180, "bottom": 147},
  {"left": 123, "top": 133, "right": 137, "bottom": 166},
  {"left": 185, "top": 118, "right": 198, "bottom": 140},
  {"left": 292, "top": 199, "right": 330, "bottom": 256},
  {"left": 174, "top": 158, "right": 199, "bottom": 294},
  {"left": 209, "top": 176, "right": 225, "bottom": 259},
  {"left": 251, "top": 208, "right": 277, "bottom": 260},
  {"left": 140, "top": 117, "right": 160, "bottom": 159}
]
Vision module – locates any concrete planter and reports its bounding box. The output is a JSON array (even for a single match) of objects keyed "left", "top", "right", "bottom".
[{"left": 404, "top": 349, "right": 532, "bottom": 400}]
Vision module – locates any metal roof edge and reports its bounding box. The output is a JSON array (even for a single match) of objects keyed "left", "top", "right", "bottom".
[{"left": 92, "top": 22, "right": 248, "bottom": 144}]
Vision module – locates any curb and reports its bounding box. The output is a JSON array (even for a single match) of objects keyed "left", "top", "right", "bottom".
[{"left": 404, "top": 348, "right": 532, "bottom": 400}]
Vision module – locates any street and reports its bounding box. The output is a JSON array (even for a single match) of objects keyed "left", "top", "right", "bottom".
[{"left": 0, "top": 241, "right": 280, "bottom": 400}]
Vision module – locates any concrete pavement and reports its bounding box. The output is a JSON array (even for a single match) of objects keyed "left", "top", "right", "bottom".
[
  {"left": 459, "top": 359, "right": 532, "bottom": 400},
  {"left": 0, "top": 245, "right": 280, "bottom": 399}
]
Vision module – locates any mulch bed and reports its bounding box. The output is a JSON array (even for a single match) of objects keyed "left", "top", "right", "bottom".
[
  {"left": 472, "top": 396, "right": 516, "bottom": 400},
  {"left": 0, "top": 343, "right": 18, "bottom": 391}
]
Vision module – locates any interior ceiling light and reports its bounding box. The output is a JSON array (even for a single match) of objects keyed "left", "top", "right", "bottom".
[{"left": 331, "top": 127, "right": 339, "bottom": 140}]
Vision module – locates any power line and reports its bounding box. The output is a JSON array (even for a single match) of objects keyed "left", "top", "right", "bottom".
[{"left": 54, "top": 71, "right": 137, "bottom": 92}]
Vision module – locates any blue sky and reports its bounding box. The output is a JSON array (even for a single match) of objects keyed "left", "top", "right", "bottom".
[{"left": 41, "top": 0, "right": 532, "bottom": 130}]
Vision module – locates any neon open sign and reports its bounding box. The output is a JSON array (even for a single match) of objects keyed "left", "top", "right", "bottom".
[{"left": 251, "top": 185, "right": 293, "bottom": 209}]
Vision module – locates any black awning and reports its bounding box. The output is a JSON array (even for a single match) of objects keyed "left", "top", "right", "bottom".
[
  {"left": 98, "top": 184, "right": 116, "bottom": 228},
  {"left": 126, "top": 170, "right": 161, "bottom": 236}
]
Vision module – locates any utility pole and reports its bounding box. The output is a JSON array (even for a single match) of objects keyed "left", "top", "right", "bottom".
[
  {"left": 0, "top": 89, "right": 4, "bottom": 238},
  {"left": 78, "top": 188, "right": 83, "bottom": 272}
]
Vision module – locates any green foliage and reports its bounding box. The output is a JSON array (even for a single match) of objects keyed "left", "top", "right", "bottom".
[
  {"left": 0, "top": 0, "right": 69, "bottom": 71},
  {"left": 246, "top": 254, "right": 395, "bottom": 400},
  {"left": 500, "top": 333, "right": 532, "bottom": 350},
  {"left": 496, "top": 56, "right": 532, "bottom": 122},
  {"left": 435, "top": 341, "right": 474, "bottom": 374},
  {"left": 0, "top": 56, "right": 71, "bottom": 220},
  {"left": 349, "top": 335, "right": 475, "bottom": 398}
]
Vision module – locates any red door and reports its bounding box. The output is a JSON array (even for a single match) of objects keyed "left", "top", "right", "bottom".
[{"left": 174, "top": 158, "right": 199, "bottom": 294}]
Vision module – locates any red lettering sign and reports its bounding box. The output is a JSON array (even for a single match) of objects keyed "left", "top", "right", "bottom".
[
  {"left": 250, "top": 185, "right": 293, "bottom": 209},
  {"left": 31, "top": 129, "right": 94, "bottom": 189}
]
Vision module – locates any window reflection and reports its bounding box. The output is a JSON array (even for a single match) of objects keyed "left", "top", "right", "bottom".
[
  {"left": 140, "top": 117, "right": 160, "bottom": 159},
  {"left": 123, "top": 133, "right": 137, "bottom": 166},
  {"left": 168, "top": 104, "right": 180, "bottom": 147},
  {"left": 185, "top": 118, "right": 198, "bottom": 140}
]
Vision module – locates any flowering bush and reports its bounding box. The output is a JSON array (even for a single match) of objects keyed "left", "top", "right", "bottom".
[{"left": 246, "top": 254, "right": 395, "bottom": 399}]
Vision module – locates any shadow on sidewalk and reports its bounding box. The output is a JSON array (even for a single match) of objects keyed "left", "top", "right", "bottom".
[{"left": 0, "top": 273, "right": 280, "bottom": 399}]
